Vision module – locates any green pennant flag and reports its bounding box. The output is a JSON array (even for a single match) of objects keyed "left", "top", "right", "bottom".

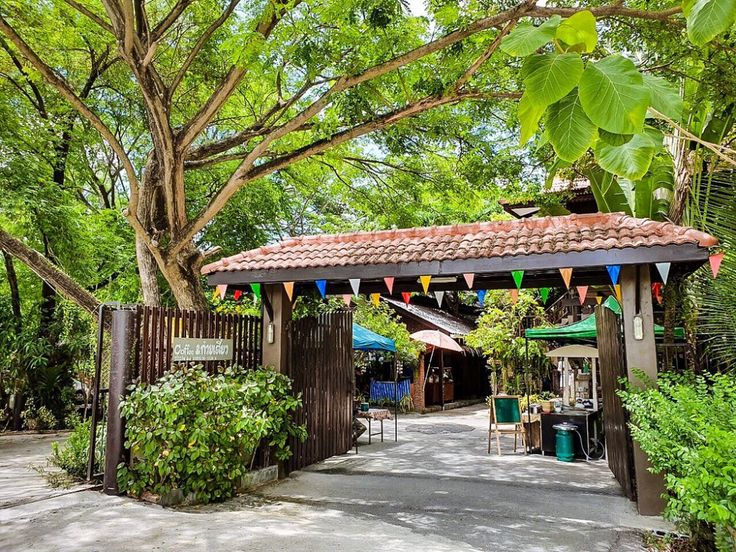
[
  {"left": 539, "top": 287, "right": 550, "bottom": 304},
  {"left": 512, "top": 270, "right": 524, "bottom": 289},
  {"left": 250, "top": 283, "right": 261, "bottom": 299}
]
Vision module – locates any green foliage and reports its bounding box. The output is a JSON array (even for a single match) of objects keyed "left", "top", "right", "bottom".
[
  {"left": 546, "top": 89, "right": 597, "bottom": 162},
  {"left": 50, "top": 418, "right": 105, "bottom": 480},
  {"left": 500, "top": 16, "right": 561, "bottom": 57},
  {"left": 21, "top": 403, "right": 57, "bottom": 430},
  {"left": 522, "top": 53, "right": 583, "bottom": 108},
  {"left": 353, "top": 297, "right": 423, "bottom": 363},
  {"left": 118, "top": 365, "right": 306, "bottom": 504},
  {"left": 594, "top": 132, "right": 657, "bottom": 181},
  {"left": 686, "top": 0, "right": 736, "bottom": 46},
  {"left": 620, "top": 371, "right": 736, "bottom": 549}
]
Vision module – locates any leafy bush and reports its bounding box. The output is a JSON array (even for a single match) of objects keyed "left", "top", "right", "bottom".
[
  {"left": 620, "top": 371, "right": 736, "bottom": 550},
  {"left": 118, "top": 365, "right": 306, "bottom": 504},
  {"left": 21, "top": 403, "right": 57, "bottom": 430},
  {"left": 50, "top": 417, "right": 105, "bottom": 480}
]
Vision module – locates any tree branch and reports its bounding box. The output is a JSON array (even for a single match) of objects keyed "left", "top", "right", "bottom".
[
  {"left": 0, "top": 227, "right": 101, "bottom": 315},
  {"left": 62, "top": 0, "right": 114, "bottom": 34},
  {"left": 168, "top": 0, "right": 240, "bottom": 98},
  {"left": 151, "top": 0, "right": 196, "bottom": 42}
]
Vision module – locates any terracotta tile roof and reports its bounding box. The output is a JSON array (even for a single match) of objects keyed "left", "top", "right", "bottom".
[{"left": 202, "top": 213, "right": 718, "bottom": 275}]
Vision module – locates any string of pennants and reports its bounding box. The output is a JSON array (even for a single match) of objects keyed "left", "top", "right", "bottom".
[{"left": 213, "top": 252, "right": 726, "bottom": 307}]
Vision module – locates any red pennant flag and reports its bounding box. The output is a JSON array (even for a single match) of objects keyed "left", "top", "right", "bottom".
[
  {"left": 576, "top": 285, "right": 588, "bottom": 305},
  {"left": 216, "top": 284, "right": 227, "bottom": 299},
  {"left": 652, "top": 282, "right": 663, "bottom": 305},
  {"left": 384, "top": 277, "right": 395, "bottom": 294},
  {"left": 710, "top": 252, "right": 724, "bottom": 278},
  {"left": 233, "top": 289, "right": 242, "bottom": 301},
  {"left": 402, "top": 292, "right": 411, "bottom": 306},
  {"left": 341, "top": 294, "right": 352, "bottom": 306},
  {"left": 463, "top": 273, "right": 475, "bottom": 289}
]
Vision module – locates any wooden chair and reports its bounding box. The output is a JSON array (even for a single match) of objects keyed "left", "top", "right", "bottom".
[{"left": 488, "top": 395, "right": 527, "bottom": 455}]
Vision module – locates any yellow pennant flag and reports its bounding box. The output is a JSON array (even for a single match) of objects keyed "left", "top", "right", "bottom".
[
  {"left": 283, "top": 281, "right": 295, "bottom": 301},
  {"left": 370, "top": 293, "right": 381, "bottom": 306},
  {"left": 596, "top": 295, "right": 603, "bottom": 305},
  {"left": 420, "top": 275, "right": 432, "bottom": 294},
  {"left": 559, "top": 267, "right": 573, "bottom": 289},
  {"left": 614, "top": 284, "right": 622, "bottom": 302}
]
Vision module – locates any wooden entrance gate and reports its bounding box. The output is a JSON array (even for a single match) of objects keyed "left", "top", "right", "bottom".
[
  {"left": 284, "top": 310, "right": 354, "bottom": 473},
  {"left": 595, "top": 304, "right": 636, "bottom": 500}
]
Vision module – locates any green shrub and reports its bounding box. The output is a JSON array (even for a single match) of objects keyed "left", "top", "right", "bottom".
[
  {"left": 50, "top": 417, "right": 105, "bottom": 479},
  {"left": 21, "top": 403, "right": 57, "bottom": 430},
  {"left": 620, "top": 371, "right": 736, "bottom": 550},
  {"left": 118, "top": 365, "right": 306, "bottom": 504}
]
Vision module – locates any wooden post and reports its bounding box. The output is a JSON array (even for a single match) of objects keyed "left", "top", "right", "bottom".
[
  {"left": 261, "top": 284, "right": 293, "bottom": 372},
  {"left": 620, "top": 265, "right": 666, "bottom": 515},
  {"left": 439, "top": 350, "right": 445, "bottom": 410},
  {"left": 591, "top": 358, "right": 599, "bottom": 410},
  {"left": 103, "top": 309, "right": 136, "bottom": 495}
]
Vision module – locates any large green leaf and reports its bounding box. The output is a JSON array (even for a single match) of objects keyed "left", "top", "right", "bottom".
[
  {"left": 578, "top": 55, "right": 650, "bottom": 134},
  {"left": 639, "top": 157, "right": 675, "bottom": 220},
  {"left": 546, "top": 89, "right": 597, "bottom": 162},
  {"left": 686, "top": 0, "right": 736, "bottom": 46},
  {"left": 518, "top": 92, "right": 546, "bottom": 145},
  {"left": 500, "top": 16, "right": 562, "bottom": 57},
  {"left": 643, "top": 74, "right": 685, "bottom": 121},
  {"left": 555, "top": 10, "right": 598, "bottom": 52},
  {"left": 594, "top": 132, "right": 657, "bottom": 180},
  {"left": 585, "top": 167, "right": 632, "bottom": 215},
  {"left": 523, "top": 53, "right": 584, "bottom": 108}
]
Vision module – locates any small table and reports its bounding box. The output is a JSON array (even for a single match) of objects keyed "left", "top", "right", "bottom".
[{"left": 356, "top": 408, "right": 392, "bottom": 444}]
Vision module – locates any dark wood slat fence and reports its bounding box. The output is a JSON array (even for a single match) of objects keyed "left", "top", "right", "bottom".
[
  {"left": 135, "top": 306, "right": 262, "bottom": 384},
  {"left": 595, "top": 304, "right": 636, "bottom": 501},
  {"left": 284, "top": 310, "right": 354, "bottom": 473}
]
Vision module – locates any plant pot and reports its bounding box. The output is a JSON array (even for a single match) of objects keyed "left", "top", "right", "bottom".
[
  {"left": 360, "top": 402, "right": 370, "bottom": 412},
  {"left": 541, "top": 400, "right": 553, "bottom": 414}
]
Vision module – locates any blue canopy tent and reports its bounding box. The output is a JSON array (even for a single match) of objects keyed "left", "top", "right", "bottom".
[
  {"left": 353, "top": 323, "right": 396, "bottom": 352},
  {"left": 352, "top": 323, "right": 400, "bottom": 443}
]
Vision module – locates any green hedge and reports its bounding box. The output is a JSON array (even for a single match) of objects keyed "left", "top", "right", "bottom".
[
  {"left": 620, "top": 371, "right": 736, "bottom": 550},
  {"left": 118, "top": 365, "right": 306, "bottom": 504}
]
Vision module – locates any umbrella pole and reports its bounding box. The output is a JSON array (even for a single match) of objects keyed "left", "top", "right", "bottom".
[
  {"left": 525, "top": 337, "right": 532, "bottom": 454},
  {"left": 440, "top": 349, "right": 445, "bottom": 411},
  {"left": 394, "top": 354, "right": 398, "bottom": 442}
]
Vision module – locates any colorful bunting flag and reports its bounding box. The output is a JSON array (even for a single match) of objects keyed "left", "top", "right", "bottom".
[
  {"left": 463, "top": 273, "right": 475, "bottom": 289},
  {"left": 477, "top": 289, "right": 487, "bottom": 306},
  {"left": 606, "top": 265, "right": 621, "bottom": 286},
  {"left": 434, "top": 291, "right": 444, "bottom": 308},
  {"left": 315, "top": 279, "right": 327, "bottom": 298},
  {"left": 349, "top": 278, "right": 361, "bottom": 296},
  {"left": 596, "top": 295, "right": 603, "bottom": 305},
  {"left": 211, "top": 289, "right": 219, "bottom": 301},
  {"left": 402, "top": 292, "right": 412, "bottom": 306},
  {"left": 216, "top": 284, "right": 227, "bottom": 300},
  {"left": 250, "top": 283, "right": 261, "bottom": 299},
  {"left": 559, "top": 267, "right": 573, "bottom": 289},
  {"left": 370, "top": 293, "right": 381, "bottom": 306},
  {"left": 233, "top": 289, "right": 242, "bottom": 301},
  {"left": 652, "top": 283, "right": 663, "bottom": 305},
  {"left": 655, "top": 262, "right": 671, "bottom": 285},
  {"left": 384, "top": 277, "right": 395, "bottom": 294},
  {"left": 512, "top": 270, "right": 524, "bottom": 289},
  {"left": 341, "top": 294, "right": 352, "bottom": 306},
  {"left": 576, "top": 286, "right": 588, "bottom": 306},
  {"left": 614, "top": 284, "right": 622, "bottom": 303},
  {"left": 283, "top": 281, "right": 295, "bottom": 301},
  {"left": 510, "top": 289, "right": 518, "bottom": 304},
  {"left": 420, "top": 275, "right": 432, "bottom": 294},
  {"left": 710, "top": 252, "right": 724, "bottom": 278},
  {"left": 539, "top": 287, "right": 550, "bottom": 304}
]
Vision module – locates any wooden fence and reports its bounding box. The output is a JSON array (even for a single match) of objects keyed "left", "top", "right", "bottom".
[
  {"left": 596, "top": 304, "right": 636, "bottom": 501},
  {"left": 284, "top": 310, "right": 354, "bottom": 473},
  {"left": 135, "top": 306, "right": 262, "bottom": 384}
]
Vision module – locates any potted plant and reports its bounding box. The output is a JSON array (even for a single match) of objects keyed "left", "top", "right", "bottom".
[{"left": 539, "top": 391, "right": 556, "bottom": 414}]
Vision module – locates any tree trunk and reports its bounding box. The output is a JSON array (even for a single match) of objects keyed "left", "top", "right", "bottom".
[
  {"left": 136, "top": 236, "right": 161, "bottom": 306},
  {"left": 164, "top": 252, "right": 209, "bottom": 311},
  {"left": 3, "top": 251, "right": 22, "bottom": 334},
  {"left": 0, "top": 228, "right": 100, "bottom": 315}
]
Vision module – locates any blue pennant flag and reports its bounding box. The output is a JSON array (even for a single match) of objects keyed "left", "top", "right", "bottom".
[
  {"left": 606, "top": 265, "right": 621, "bottom": 286},
  {"left": 477, "top": 289, "right": 487, "bottom": 306},
  {"left": 315, "top": 279, "right": 327, "bottom": 298}
]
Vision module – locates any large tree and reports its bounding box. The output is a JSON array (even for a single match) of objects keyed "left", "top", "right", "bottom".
[{"left": 0, "top": 0, "right": 733, "bottom": 309}]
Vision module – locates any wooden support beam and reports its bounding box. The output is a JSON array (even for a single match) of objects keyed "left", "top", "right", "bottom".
[
  {"left": 261, "top": 284, "right": 292, "bottom": 372},
  {"left": 620, "top": 265, "right": 666, "bottom": 516}
]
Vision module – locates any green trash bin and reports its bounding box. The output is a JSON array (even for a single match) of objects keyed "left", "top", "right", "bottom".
[{"left": 553, "top": 422, "right": 576, "bottom": 462}]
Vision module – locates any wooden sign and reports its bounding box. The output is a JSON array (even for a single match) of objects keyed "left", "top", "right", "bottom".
[{"left": 172, "top": 337, "right": 234, "bottom": 362}]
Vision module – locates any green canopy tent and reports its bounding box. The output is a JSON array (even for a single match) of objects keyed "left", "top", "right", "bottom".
[{"left": 525, "top": 296, "right": 685, "bottom": 341}]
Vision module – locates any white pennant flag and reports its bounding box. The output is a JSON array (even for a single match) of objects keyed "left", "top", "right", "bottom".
[
  {"left": 434, "top": 291, "right": 445, "bottom": 308},
  {"left": 349, "top": 278, "right": 361, "bottom": 296},
  {"left": 655, "top": 262, "right": 671, "bottom": 285}
]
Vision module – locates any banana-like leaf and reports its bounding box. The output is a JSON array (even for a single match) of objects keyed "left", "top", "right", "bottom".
[{"left": 585, "top": 167, "right": 632, "bottom": 215}]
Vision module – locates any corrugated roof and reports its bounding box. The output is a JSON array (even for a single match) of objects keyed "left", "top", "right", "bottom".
[{"left": 384, "top": 298, "right": 475, "bottom": 338}]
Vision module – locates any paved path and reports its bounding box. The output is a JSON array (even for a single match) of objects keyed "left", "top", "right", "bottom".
[{"left": 0, "top": 406, "right": 669, "bottom": 551}]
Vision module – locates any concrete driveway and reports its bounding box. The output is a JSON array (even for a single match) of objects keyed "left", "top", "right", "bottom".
[{"left": 0, "top": 405, "right": 669, "bottom": 551}]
